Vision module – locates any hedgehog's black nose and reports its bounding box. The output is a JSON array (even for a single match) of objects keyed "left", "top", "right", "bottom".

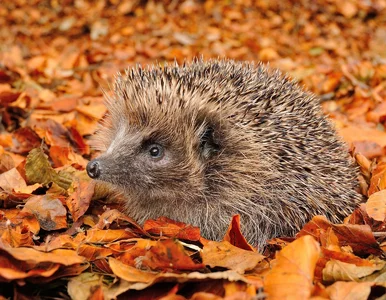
[{"left": 87, "top": 160, "right": 101, "bottom": 179}]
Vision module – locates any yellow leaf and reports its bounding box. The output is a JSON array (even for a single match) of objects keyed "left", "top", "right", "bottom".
[{"left": 25, "top": 148, "right": 72, "bottom": 189}]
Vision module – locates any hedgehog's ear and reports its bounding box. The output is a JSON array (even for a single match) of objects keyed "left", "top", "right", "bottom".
[{"left": 199, "top": 126, "right": 220, "bottom": 159}]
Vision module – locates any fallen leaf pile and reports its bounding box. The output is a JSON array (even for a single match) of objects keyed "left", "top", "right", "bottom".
[{"left": 1, "top": 0, "right": 386, "bottom": 299}]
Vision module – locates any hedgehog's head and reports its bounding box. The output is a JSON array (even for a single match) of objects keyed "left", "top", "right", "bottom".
[{"left": 87, "top": 65, "right": 259, "bottom": 210}]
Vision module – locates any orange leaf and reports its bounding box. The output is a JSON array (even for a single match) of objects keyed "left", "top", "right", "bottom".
[
  {"left": 29, "top": 118, "right": 71, "bottom": 147},
  {"left": 325, "top": 281, "right": 373, "bottom": 299},
  {"left": 1, "top": 225, "right": 33, "bottom": 247},
  {"left": 144, "top": 217, "right": 201, "bottom": 241},
  {"left": 0, "top": 241, "right": 85, "bottom": 266},
  {"left": 141, "top": 239, "right": 204, "bottom": 272},
  {"left": 76, "top": 102, "right": 106, "bottom": 120},
  {"left": 223, "top": 215, "right": 255, "bottom": 251},
  {"left": 296, "top": 215, "right": 332, "bottom": 242},
  {"left": 23, "top": 195, "right": 67, "bottom": 231},
  {"left": 264, "top": 235, "right": 321, "bottom": 300},
  {"left": 77, "top": 244, "right": 114, "bottom": 261},
  {"left": 66, "top": 179, "right": 95, "bottom": 222},
  {"left": 116, "top": 239, "right": 203, "bottom": 272},
  {"left": 32, "top": 263, "right": 89, "bottom": 284},
  {"left": 366, "top": 189, "right": 386, "bottom": 221},
  {"left": 85, "top": 228, "right": 137, "bottom": 243},
  {"left": 1, "top": 208, "right": 40, "bottom": 234},
  {"left": 0, "top": 168, "right": 27, "bottom": 192},
  {"left": 49, "top": 145, "right": 88, "bottom": 168},
  {"left": 202, "top": 241, "right": 265, "bottom": 274},
  {"left": 109, "top": 257, "right": 158, "bottom": 283},
  {"left": 94, "top": 209, "right": 148, "bottom": 237},
  {"left": 0, "top": 259, "right": 60, "bottom": 281},
  {"left": 33, "top": 233, "right": 80, "bottom": 252},
  {"left": 369, "top": 162, "right": 386, "bottom": 195}
]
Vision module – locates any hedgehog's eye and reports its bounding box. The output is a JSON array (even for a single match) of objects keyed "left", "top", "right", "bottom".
[{"left": 148, "top": 144, "right": 164, "bottom": 159}]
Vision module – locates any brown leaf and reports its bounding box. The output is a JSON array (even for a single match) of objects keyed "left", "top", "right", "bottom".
[
  {"left": 223, "top": 215, "right": 255, "bottom": 251},
  {"left": 29, "top": 118, "right": 71, "bottom": 147},
  {"left": 67, "top": 124, "right": 90, "bottom": 155},
  {"left": 352, "top": 141, "right": 385, "bottom": 159},
  {"left": 22, "top": 195, "right": 67, "bottom": 231},
  {"left": 31, "top": 263, "right": 89, "bottom": 284},
  {"left": 109, "top": 258, "right": 246, "bottom": 291},
  {"left": 323, "top": 257, "right": 385, "bottom": 282},
  {"left": 33, "top": 233, "right": 81, "bottom": 252},
  {"left": 66, "top": 179, "right": 95, "bottom": 222},
  {"left": 140, "top": 239, "right": 204, "bottom": 272},
  {"left": 297, "top": 215, "right": 382, "bottom": 256},
  {"left": 264, "top": 235, "right": 321, "bottom": 300},
  {"left": 331, "top": 223, "right": 381, "bottom": 256},
  {"left": 202, "top": 241, "right": 265, "bottom": 274},
  {"left": 144, "top": 217, "right": 201, "bottom": 241},
  {"left": 11, "top": 127, "right": 41, "bottom": 154},
  {"left": 0, "top": 91, "right": 21, "bottom": 107},
  {"left": 338, "top": 125, "right": 386, "bottom": 151}
]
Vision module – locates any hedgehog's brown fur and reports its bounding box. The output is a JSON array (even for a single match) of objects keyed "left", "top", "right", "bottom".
[{"left": 88, "top": 58, "right": 362, "bottom": 248}]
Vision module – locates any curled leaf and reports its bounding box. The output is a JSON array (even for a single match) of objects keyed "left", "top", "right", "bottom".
[{"left": 25, "top": 148, "right": 72, "bottom": 189}]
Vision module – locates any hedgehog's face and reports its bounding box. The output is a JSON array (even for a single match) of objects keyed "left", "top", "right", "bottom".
[{"left": 86, "top": 110, "right": 223, "bottom": 203}]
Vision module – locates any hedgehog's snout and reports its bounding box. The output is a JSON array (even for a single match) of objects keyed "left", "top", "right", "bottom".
[{"left": 87, "top": 159, "right": 101, "bottom": 179}]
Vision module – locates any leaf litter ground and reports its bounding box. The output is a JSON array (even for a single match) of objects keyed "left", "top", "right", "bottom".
[{"left": 1, "top": 0, "right": 386, "bottom": 299}]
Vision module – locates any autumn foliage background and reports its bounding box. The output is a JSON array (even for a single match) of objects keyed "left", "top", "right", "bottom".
[{"left": 1, "top": 0, "right": 386, "bottom": 299}]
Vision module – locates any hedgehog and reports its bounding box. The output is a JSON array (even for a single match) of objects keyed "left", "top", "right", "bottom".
[{"left": 86, "top": 58, "right": 362, "bottom": 248}]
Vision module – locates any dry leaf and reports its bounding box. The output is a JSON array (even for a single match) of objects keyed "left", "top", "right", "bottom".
[
  {"left": 23, "top": 195, "right": 67, "bottom": 231},
  {"left": 144, "top": 217, "right": 201, "bottom": 241},
  {"left": 325, "top": 281, "right": 373, "bottom": 300},
  {"left": 223, "top": 215, "right": 256, "bottom": 251},
  {"left": 0, "top": 241, "right": 85, "bottom": 266},
  {"left": 0, "top": 168, "right": 26, "bottom": 192},
  {"left": 323, "top": 258, "right": 385, "bottom": 282},
  {"left": 66, "top": 179, "right": 95, "bottom": 221},
  {"left": 25, "top": 148, "right": 72, "bottom": 189},
  {"left": 366, "top": 190, "right": 386, "bottom": 221},
  {"left": 202, "top": 241, "right": 264, "bottom": 274},
  {"left": 67, "top": 273, "right": 105, "bottom": 300},
  {"left": 264, "top": 235, "right": 321, "bottom": 300}
]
